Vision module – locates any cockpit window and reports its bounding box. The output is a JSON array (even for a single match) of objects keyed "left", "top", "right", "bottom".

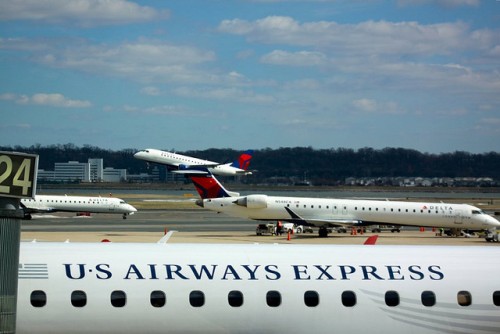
[{"left": 472, "top": 210, "right": 484, "bottom": 215}]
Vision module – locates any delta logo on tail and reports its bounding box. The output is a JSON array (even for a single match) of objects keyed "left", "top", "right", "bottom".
[
  {"left": 189, "top": 173, "right": 236, "bottom": 199},
  {"left": 232, "top": 150, "right": 253, "bottom": 170}
]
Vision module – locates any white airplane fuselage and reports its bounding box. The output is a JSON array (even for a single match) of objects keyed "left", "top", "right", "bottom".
[
  {"left": 21, "top": 195, "right": 137, "bottom": 218},
  {"left": 134, "top": 149, "right": 249, "bottom": 176},
  {"left": 16, "top": 242, "right": 500, "bottom": 333},
  {"left": 201, "top": 195, "right": 500, "bottom": 230}
]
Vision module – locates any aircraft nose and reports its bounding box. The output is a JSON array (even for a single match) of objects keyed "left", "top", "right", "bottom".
[{"left": 488, "top": 215, "right": 500, "bottom": 227}]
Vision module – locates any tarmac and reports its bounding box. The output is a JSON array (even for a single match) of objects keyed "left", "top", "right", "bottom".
[
  {"left": 21, "top": 224, "right": 497, "bottom": 246},
  {"left": 20, "top": 195, "right": 500, "bottom": 246}
]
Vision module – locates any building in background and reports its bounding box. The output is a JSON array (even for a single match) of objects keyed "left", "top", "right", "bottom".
[{"left": 37, "top": 159, "right": 127, "bottom": 183}]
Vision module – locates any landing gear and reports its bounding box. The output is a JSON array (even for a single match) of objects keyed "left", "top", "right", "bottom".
[
  {"left": 318, "top": 226, "right": 328, "bottom": 238},
  {"left": 122, "top": 214, "right": 127, "bottom": 220}
]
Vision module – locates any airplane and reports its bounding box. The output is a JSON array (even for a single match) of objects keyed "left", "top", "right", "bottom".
[
  {"left": 15, "top": 240, "right": 500, "bottom": 333},
  {"left": 187, "top": 172, "right": 500, "bottom": 236},
  {"left": 133, "top": 148, "right": 254, "bottom": 176},
  {"left": 20, "top": 194, "right": 137, "bottom": 220}
]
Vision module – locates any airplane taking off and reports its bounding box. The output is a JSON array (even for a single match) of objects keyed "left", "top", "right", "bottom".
[
  {"left": 16, "top": 241, "right": 500, "bottom": 333},
  {"left": 188, "top": 172, "right": 500, "bottom": 236},
  {"left": 20, "top": 195, "right": 137, "bottom": 219},
  {"left": 134, "top": 148, "right": 253, "bottom": 176}
]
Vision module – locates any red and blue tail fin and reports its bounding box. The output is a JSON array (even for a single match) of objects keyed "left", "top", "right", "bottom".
[
  {"left": 187, "top": 169, "right": 239, "bottom": 199},
  {"left": 230, "top": 150, "right": 253, "bottom": 170}
]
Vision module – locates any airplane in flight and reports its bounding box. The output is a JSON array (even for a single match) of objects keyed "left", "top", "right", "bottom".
[
  {"left": 187, "top": 172, "right": 500, "bottom": 236},
  {"left": 134, "top": 148, "right": 254, "bottom": 176},
  {"left": 15, "top": 240, "right": 500, "bottom": 333},
  {"left": 20, "top": 194, "right": 137, "bottom": 219}
]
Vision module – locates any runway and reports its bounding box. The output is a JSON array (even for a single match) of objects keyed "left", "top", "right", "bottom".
[{"left": 21, "top": 209, "right": 256, "bottom": 232}]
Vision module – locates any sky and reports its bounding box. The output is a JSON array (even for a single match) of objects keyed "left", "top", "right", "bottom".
[{"left": 1, "top": 0, "right": 499, "bottom": 154}]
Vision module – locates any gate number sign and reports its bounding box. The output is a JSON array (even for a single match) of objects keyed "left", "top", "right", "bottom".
[{"left": 0, "top": 151, "right": 38, "bottom": 199}]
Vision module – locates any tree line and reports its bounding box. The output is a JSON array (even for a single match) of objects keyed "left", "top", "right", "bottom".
[{"left": 2, "top": 144, "right": 500, "bottom": 184}]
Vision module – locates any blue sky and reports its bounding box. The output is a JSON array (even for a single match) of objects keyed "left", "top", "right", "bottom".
[{"left": 1, "top": 0, "right": 499, "bottom": 153}]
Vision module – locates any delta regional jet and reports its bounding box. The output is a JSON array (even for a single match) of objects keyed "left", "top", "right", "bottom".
[
  {"left": 134, "top": 148, "right": 253, "bottom": 176},
  {"left": 20, "top": 195, "right": 137, "bottom": 219},
  {"left": 188, "top": 172, "right": 500, "bottom": 236},
  {"left": 16, "top": 241, "right": 500, "bottom": 333}
]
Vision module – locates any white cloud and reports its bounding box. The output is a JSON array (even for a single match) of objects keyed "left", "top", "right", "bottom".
[
  {"left": 173, "top": 87, "right": 276, "bottom": 104},
  {"left": 261, "top": 50, "right": 328, "bottom": 66},
  {"left": 352, "top": 98, "right": 403, "bottom": 114},
  {"left": 122, "top": 104, "right": 187, "bottom": 116},
  {"left": 218, "top": 16, "right": 495, "bottom": 56},
  {"left": 36, "top": 40, "right": 217, "bottom": 84},
  {"left": 397, "top": 0, "right": 479, "bottom": 7},
  {"left": 1, "top": 93, "right": 91, "bottom": 108},
  {"left": 0, "top": 0, "right": 169, "bottom": 26},
  {"left": 140, "top": 86, "right": 161, "bottom": 96}
]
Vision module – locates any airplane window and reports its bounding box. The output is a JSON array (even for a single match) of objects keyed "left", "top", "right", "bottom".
[
  {"left": 150, "top": 290, "right": 166, "bottom": 308},
  {"left": 493, "top": 291, "right": 500, "bottom": 306},
  {"left": 190, "top": 290, "right": 205, "bottom": 307},
  {"left": 385, "top": 291, "right": 399, "bottom": 307},
  {"left": 457, "top": 291, "right": 472, "bottom": 306},
  {"left": 228, "top": 290, "right": 244, "bottom": 307},
  {"left": 111, "top": 290, "right": 127, "bottom": 308},
  {"left": 421, "top": 291, "right": 436, "bottom": 307},
  {"left": 341, "top": 290, "right": 356, "bottom": 307},
  {"left": 304, "top": 290, "right": 319, "bottom": 307},
  {"left": 71, "top": 290, "right": 87, "bottom": 307},
  {"left": 266, "top": 290, "right": 281, "bottom": 307},
  {"left": 30, "top": 290, "right": 47, "bottom": 307}
]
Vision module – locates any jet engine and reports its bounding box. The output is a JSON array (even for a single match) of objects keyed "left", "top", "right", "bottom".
[{"left": 235, "top": 195, "right": 268, "bottom": 209}]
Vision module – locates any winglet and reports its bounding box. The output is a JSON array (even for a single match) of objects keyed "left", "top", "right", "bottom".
[{"left": 363, "top": 235, "right": 378, "bottom": 245}]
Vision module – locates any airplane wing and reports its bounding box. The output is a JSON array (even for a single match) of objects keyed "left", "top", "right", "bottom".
[
  {"left": 172, "top": 169, "right": 209, "bottom": 175},
  {"left": 180, "top": 163, "right": 220, "bottom": 168},
  {"left": 283, "top": 207, "right": 361, "bottom": 227},
  {"left": 20, "top": 202, "right": 57, "bottom": 214}
]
